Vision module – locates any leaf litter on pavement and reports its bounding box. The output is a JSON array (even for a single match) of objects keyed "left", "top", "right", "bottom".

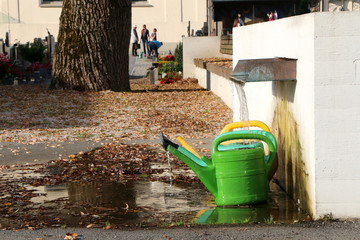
[
  {"left": 0, "top": 80, "right": 232, "bottom": 230},
  {"left": 0, "top": 80, "right": 231, "bottom": 143}
]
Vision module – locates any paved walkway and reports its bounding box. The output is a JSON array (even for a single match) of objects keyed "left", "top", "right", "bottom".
[
  {"left": 0, "top": 141, "right": 108, "bottom": 166},
  {"left": 129, "top": 54, "right": 154, "bottom": 79},
  {"left": 0, "top": 55, "right": 155, "bottom": 167}
]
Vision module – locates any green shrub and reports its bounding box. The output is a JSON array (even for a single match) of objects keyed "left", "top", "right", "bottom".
[
  {"left": 18, "top": 39, "right": 47, "bottom": 63},
  {"left": 174, "top": 42, "right": 183, "bottom": 72},
  {"left": 158, "top": 62, "right": 182, "bottom": 74}
]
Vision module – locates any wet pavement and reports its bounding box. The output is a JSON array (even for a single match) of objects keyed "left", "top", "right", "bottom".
[
  {"left": 0, "top": 142, "right": 308, "bottom": 230},
  {"left": 2, "top": 159, "right": 360, "bottom": 239}
]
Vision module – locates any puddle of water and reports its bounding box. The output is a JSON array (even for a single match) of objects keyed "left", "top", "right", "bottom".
[
  {"left": 0, "top": 165, "right": 308, "bottom": 228},
  {"left": 30, "top": 184, "right": 69, "bottom": 203},
  {"left": 25, "top": 178, "right": 306, "bottom": 227}
]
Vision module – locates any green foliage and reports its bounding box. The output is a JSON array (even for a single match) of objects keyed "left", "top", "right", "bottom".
[
  {"left": 264, "top": 215, "right": 274, "bottom": 224},
  {"left": 158, "top": 62, "right": 182, "bottom": 74},
  {"left": 238, "top": 217, "right": 251, "bottom": 224},
  {"left": 18, "top": 39, "right": 47, "bottom": 63},
  {"left": 105, "top": 221, "right": 111, "bottom": 227},
  {"left": 174, "top": 41, "right": 183, "bottom": 72}
]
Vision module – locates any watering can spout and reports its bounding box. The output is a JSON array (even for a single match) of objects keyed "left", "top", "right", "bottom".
[{"left": 160, "top": 133, "right": 217, "bottom": 196}]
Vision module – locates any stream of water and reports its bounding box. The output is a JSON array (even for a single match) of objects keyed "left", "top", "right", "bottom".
[{"left": 234, "top": 82, "right": 250, "bottom": 126}]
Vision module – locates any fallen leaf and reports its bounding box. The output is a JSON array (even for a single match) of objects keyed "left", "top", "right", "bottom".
[{"left": 64, "top": 232, "right": 78, "bottom": 240}]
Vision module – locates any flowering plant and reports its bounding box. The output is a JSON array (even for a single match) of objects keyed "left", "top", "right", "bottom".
[
  {"left": 26, "top": 62, "right": 41, "bottom": 72},
  {"left": 158, "top": 55, "right": 175, "bottom": 62},
  {"left": 26, "top": 62, "right": 52, "bottom": 72},
  {"left": 40, "top": 62, "right": 52, "bottom": 70},
  {"left": 159, "top": 72, "right": 182, "bottom": 84},
  {"left": 8, "top": 64, "right": 25, "bottom": 79},
  {"left": 155, "top": 61, "right": 173, "bottom": 67}
]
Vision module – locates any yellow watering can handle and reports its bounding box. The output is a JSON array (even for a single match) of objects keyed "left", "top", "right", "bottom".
[
  {"left": 176, "top": 136, "right": 202, "bottom": 159},
  {"left": 220, "top": 120, "right": 271, "bottom": 134}
]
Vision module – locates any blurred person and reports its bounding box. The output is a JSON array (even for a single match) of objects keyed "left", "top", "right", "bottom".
[
  {"left": 150, "top": 28, "right": 157, "bottom": 41},
  {"left": 141, "top": 24, "right": 150, "bottom": 56},
  {"left": 149, "top": 40, "right": 163, "bottom": 57},
  {"left": 131, "top": 25, "right": 139, "bottom": 56},
  {"left": 233, "top": 13, "right": 245, "bottom": 27}
]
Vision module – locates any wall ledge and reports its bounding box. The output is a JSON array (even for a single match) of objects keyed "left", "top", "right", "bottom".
[{"left": 193, "top": 57, "right": 232, "bottom": 78}]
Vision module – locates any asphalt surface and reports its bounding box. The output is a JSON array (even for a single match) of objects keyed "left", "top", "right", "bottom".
[
  {"left": 1, "top": 55, "right": 360, "bottom": 239},
  {"left": 0, "top": 221, "right": 360, "bottom": 239},
  {"left": 0, "top": 141, "right": 107, "bottom": 166}
]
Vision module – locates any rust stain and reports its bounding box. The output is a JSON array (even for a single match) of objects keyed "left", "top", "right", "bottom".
[{"left": 272, "top": 82, "right": 312, "bottom": 217}]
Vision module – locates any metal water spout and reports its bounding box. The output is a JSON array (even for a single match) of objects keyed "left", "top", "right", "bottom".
[{"left": 231, "top": 57, "right": 297, "bottom": 83}]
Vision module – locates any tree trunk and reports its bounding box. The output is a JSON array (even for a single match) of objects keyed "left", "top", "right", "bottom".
[{"left": 52, "top": 0, "right": 131, "bottom": 91}]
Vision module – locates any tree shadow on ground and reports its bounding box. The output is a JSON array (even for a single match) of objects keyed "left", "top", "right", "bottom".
[{"left": 0, "top": 85, "right": 97, "bottom": 131}]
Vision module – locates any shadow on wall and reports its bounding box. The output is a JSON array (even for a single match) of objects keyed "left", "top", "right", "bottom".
[{"left": 271, "top": 81, "right": 312, "bottom": 216}]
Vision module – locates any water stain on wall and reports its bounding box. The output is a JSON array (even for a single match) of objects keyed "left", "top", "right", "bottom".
[{"left": 272, "top": 82, "right": 312, "bottom": 217}]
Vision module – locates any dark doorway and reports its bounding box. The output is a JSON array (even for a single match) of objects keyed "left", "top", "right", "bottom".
[{"left": 212, "top": 0, "right": 296, "bottom": 34}]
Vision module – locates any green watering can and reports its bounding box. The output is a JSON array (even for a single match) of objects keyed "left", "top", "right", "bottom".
[{"left": 160, "top": 130, "right": 277, "bottom": 206}]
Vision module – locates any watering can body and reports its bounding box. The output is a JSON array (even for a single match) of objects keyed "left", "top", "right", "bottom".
[
  {"left": 160, "top": 128, "right": 277, "bottom": 206},
  {"left": 212, "top": 147, "right": 269, "bottom": 205},
  {"left": 211, "top": 130, "right": 277, "bottom": 205}
]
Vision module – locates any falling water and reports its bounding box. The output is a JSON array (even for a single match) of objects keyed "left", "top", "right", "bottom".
[
  {"left": 234, "top": 82, "right": 250, "bottom": 144},
  {"left": 234, "top": 82, "right": 251, "bottom": 125}
]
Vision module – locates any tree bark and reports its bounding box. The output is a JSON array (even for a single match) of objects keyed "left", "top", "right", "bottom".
[{"left": 52, "top": 0, "right": 131, "bottom": 91}]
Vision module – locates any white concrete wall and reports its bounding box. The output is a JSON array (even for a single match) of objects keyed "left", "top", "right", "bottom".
[
  {"left": 209, "top": 72, "right": 234, "bottom": 109},
  {"left": 183, "top": 36, "right": 228, "bottom": 78},
  {"left": 313, "top": 12, "right": 360, "bottom": 218},
  {"left": 194, "top": 67, "right": 207, "bottom": 89},
  {"left": 231, "top": 12, "right": 360, "bottom": 219},
  {"left": 0, "top": 0, "right": 62, "bottom": 43},
  {"left": 0, "top": 0, "right": 62, "bottom": 24}
]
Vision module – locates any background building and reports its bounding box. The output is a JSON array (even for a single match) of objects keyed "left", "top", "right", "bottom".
[
  {"left": 0, "top": 0, "right": 208, "bottom": 54},
  {"left": 0, "top": 0, "right": 358, "bottom": 52}
]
